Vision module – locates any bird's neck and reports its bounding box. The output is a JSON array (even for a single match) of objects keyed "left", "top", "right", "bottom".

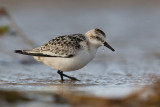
[{"left": 87, "top": 41, "right": 99, "bottom": 57}]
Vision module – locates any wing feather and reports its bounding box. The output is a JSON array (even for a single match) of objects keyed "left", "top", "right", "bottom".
[{"left": 16, "top": 34, "right": 86, "bottom": 58}]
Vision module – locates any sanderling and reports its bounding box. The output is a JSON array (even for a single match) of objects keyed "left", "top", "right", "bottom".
[{"left": 15, "top": 28, "right": 115, "bottom": 81}]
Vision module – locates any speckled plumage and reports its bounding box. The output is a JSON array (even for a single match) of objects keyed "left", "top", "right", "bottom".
[
  {"left": 19, "top": 34, "right": 87, "bottom": 58},
  {"left": 31, "top": 34, "right": 86, "bottom": 57}
]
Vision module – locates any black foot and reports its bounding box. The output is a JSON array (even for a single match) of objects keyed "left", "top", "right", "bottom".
[{"left": 57, "top": 70, "right": 80, "bottom": 81}]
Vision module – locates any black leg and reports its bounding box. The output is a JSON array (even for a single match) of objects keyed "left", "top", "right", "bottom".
[
  {"left": 57, "top": 70, "right": 80, "bottom": 81},
  {"left": 57, "top": 70, "right": 64, "bottom": 81}
]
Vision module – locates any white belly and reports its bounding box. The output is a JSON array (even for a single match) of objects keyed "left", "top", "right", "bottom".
[{"left": 33, "top": 50, "right": 96, "bottom": 71}]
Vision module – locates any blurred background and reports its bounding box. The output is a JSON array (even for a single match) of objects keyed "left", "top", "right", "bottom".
[{"left": 0, "top": 0, "right": 160, "bottom": 107}]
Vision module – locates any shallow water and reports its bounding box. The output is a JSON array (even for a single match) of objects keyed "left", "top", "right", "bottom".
[{"left": 0, "top": 0, "right": 160, "bottom": 100}]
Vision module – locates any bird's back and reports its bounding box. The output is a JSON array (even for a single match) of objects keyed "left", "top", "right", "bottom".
[{"left": 15, "top": 34, "right": 87, "bottom": 58}]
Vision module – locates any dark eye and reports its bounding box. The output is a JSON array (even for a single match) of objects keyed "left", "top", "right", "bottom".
[{"left": 96, "top": 36, "right": 99, "bottom": 39}]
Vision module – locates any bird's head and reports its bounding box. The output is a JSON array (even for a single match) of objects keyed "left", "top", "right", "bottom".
[{"left": 85, "top": 28, "right": 115, "bottom": 51}]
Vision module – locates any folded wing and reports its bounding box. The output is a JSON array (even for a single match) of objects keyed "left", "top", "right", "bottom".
[{"left": 15, "top": 34, "right": 86, "bottom": 58}]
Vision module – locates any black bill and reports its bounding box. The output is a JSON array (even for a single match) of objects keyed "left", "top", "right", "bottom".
[{"left": 103, "top": 41, "right": 115, "bottom": 52}]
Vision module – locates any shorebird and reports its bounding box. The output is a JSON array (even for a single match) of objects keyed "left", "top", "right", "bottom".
[{"left": 15, "top": 28, "right": 115, "bottom": 81}]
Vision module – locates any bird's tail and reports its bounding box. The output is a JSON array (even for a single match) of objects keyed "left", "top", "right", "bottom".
[
  {"left": 14, "top": 50, "right": 34, "bottom": 56},
  {"left": 15, "top": 50, "right": 54, "bottom": 57}
]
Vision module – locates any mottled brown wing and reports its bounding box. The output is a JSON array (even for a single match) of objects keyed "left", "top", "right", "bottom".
[{"left": 29, "top": 34, "right": 86, "bottom": 58}]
